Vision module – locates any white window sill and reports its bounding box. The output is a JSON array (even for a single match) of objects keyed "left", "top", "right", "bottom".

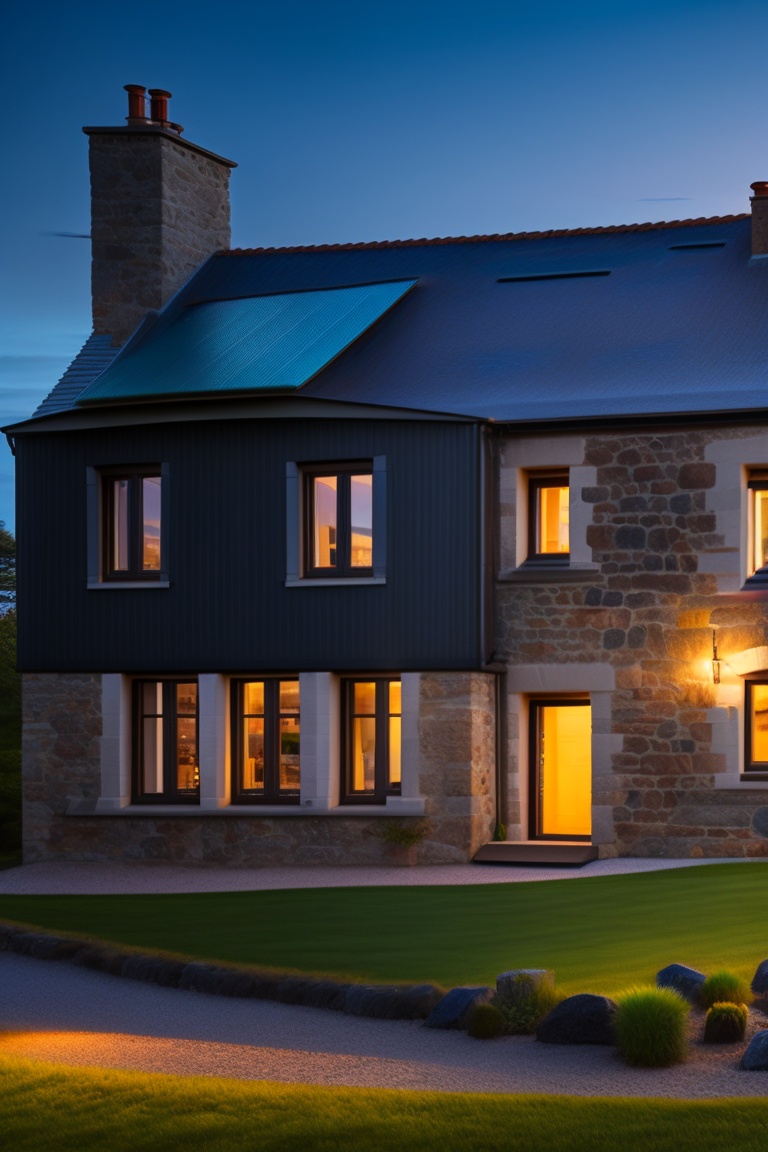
[
  {"left": 285, "top": 577, "right": 385, "bottom": 588},
  {"left": 87, "top": 581, "right": 170, "bottom": 590},
  {"left": 499, "top": 565, "right": 599, "bottom": 584},
  {"left": 71, "top": 799, "right": 426, "bottom": 817},
  {"left": 714, "top": 776, "right": 768, "bottom": 790}
]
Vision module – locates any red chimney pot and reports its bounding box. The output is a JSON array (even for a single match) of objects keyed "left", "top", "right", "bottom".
[
  {"left": 148, "top": 89, "right": 172, "bottom": 125},
  {"left": 124, "top": 84, "right": 148, "bottom": 124},
  {"left": 750, "top": 181, "right": 768, "bottom": 199}
]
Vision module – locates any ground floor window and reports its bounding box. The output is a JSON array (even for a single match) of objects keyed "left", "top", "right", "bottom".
[
  {"left": 132, "top": 680, "right": 199, "bottom": 803},
  {"left": 342, "top": 678, "right": 401, "bottom": 803},
  {"left": 231, "top": 679, "right": 300, "bottom": 803},
  {"left": 529, "top": 699, "right": 591, "bottom": 839},
  {"left": 745, "top": 681, "right": 768, "bottom": 773}
]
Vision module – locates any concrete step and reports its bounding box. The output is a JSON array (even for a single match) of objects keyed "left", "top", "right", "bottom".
[{"left": 473, "top": 841, "right": 599, "bottom": 866}]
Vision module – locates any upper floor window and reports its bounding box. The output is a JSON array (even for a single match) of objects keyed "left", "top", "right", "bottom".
[
  {"left": 748, "top": 475, "right": 768, "bottom": 579},
  {"left": 528, "top": 472, "right": 570, "bottom": 561},
  {"left": 342, "top": 678, "right": 401, "bottom": 804},
  {"left": 132, "top": 679, "right": 198, "bottom": 804},
  {"left": 231, "top": 679, "right": 300, "bottom": 804},
  {"left": 102, "top": 469, "right": 162, "bottom": 581},
  {"left": 305, "top": 463, "right": 373, "bottom": 577}
]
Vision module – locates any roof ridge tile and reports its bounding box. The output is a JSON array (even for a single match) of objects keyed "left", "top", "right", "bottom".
[{"left": 224, "top": 214, "right": 748, "bottom": 256}]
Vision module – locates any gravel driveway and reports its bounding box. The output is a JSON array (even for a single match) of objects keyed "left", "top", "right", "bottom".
[{"left": 2, "top": 952, "right": 765, "bottom": 1098}]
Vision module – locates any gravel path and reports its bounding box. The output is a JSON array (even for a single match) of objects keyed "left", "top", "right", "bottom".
[
  {"left": 0, "top": 856, "right": 753, "bottom": 895},
  {"left": 1, "top": 952, "right": 765, "bottom": 1097}
]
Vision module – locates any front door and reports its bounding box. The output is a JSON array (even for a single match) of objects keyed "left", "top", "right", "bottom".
[{"left": 530, "top": 700, "right": 591, "bottom": 840}]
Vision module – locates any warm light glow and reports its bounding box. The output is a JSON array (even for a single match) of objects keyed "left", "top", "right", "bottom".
[
  {"left": 313, "top": 475, "right": 337, "bottom": 567},
  {"left": 751, "top": 684, "right": 768, "bottom": 761},
  {"left": 539, "top": 704, "right": 591, "bottom": 836},
  {"left": 176, "top": 683, "right": 198, "bottom": 793},
  {"left": 350, "top": 473, "right": 373, "bottom": 567},
  {"left": 538, "top": 485, "right": 569, "bottom": 553},
  {"left": 388, "top": 680, "right": 402, "bottom": 786},
  {"left": 142, "top": 476, "right": 161, "bottom": 570}
]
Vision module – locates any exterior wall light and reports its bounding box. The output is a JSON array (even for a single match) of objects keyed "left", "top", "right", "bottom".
[{"left": 712, "top": 630, "right": 721, "bottom": 685}]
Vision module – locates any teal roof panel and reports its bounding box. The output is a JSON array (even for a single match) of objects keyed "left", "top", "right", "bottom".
[{"left": 77, "top": 279, "right": 417, "bottom": 403}]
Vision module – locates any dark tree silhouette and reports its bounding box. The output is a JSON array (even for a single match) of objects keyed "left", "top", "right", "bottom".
[{"left": 0, "top": 520, "right": 15, "bottom": 613}]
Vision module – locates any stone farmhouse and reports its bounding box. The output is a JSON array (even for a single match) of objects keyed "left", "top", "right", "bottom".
[{"left": 5, "top": 87, "right": 768, "bottom": 867}]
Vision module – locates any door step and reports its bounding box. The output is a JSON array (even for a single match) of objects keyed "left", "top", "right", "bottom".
[{"left": 473, "top": 841, "right": 599, "bottom": 866}]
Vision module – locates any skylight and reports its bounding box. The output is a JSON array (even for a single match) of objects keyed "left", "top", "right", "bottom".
[{"left": 497, "top": 270, "right": 611, "bottom": 283}]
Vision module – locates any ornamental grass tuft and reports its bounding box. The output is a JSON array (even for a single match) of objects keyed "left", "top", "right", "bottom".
[
  {"left": 466, "top": 1002, "right": 505, "bottom": 1039},
  {"left": 615, "top": 985, "right": 690, "bottom": 1067},
  {"left": 699, "top": 970, "right": 753, "bottom": 1010},
  {"left": 703, "top": 1002, "right": 749, "bottom": 1044},
  {"left": 495, "top": 972, "right": 563, "bottom": 1035}
]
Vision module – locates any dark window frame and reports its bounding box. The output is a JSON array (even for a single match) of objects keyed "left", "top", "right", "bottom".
[
  {"left": 100, "top": 465, "right": 163, "bottom": 582},
  {"left": 230, "top": 678, "right": 301, "bottom": 805},
  {"left": 744, "top": 679, "right": 768, "bottom": 774},
  {"left": 526, "top": 472, "right": 570, "bottom": 565},
  {"left": 528, "top": 697, "right": 591, "bottom": 841},
  {"left": 341, "top": 677, "right": 401, "bottom": 805},
  {"left": 132, "top": 678, "right": 199, "bottom": 805},
  {"left": 303, "top": 461, "right": 374, "bottom": 579},
  {"left": 746, "top": 475, "right": 768, "bottom": 584}
]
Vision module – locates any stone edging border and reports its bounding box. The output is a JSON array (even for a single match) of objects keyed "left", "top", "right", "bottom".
[{"left": 0, "top": 921, "right": 445, "bottom": 1020}]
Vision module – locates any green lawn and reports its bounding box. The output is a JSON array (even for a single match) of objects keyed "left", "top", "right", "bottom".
[
  {"left": 0, "top": 862, "right": 765, "bottom": 994},
  {"left": 1, "top": 1057, "right": 766, "bottom": 1152}
]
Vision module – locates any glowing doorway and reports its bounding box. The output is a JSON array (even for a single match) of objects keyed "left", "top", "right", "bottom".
[{"left": 530, "top": 700, "right": 592, "bottom": 839}]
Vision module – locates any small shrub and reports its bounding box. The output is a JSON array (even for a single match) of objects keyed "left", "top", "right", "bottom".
[
  {"left": 493, "top": 822, "right": 507, "bottom": 842},
  {"left": 699, "top": 970, "right": 753, "bottom": 1010},
  {"left": 704, "top": 1002, "right": 748, "bottom": 1044},
  {"left": 615, "top": 986, "right": 690, "bottom": 1067},
  {"left": 467, "top": 1002, "right": 504, "bottom": 1039},
  {"left": 377, "top": 819, "right": 430, "bottom": 848},
  {"left": 495, "top": 972, "right": 563, "bottom": 1035}
]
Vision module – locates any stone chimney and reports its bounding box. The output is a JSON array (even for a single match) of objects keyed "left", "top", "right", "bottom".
[
  {"left": 84, "top": 86, "right": 237, "bottom": 345},
  {"left": 750, "top": 181, "right": 768, "bottom": 258}
]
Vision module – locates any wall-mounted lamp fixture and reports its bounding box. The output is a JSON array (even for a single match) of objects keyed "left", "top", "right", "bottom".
[{"left": 712, "top": 630, "right": 721, "bottom": 684}]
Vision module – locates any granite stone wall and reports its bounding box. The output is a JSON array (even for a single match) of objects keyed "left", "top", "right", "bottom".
[
  {"left": 497, "top": 425, "right": 768, "bottom": 858},
  {"left": 89, "top": 131, "right": 231, "bottom": 344},
  {"left": 21, "top": 670, "right": 496, "bottom": 866},
  {"left": 416, "top": 672, "right": 497, "bottom": 863},
  {"left": 22, "top": 673, "right": 102, "bottom": 862}
]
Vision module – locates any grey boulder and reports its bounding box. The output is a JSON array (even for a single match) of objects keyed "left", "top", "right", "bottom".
[
  {"left": 741, "top": 1029, "right": 768, "bottom": 1071},
  {"left": 656, "top": 963, "right": 706, "bottom": 1003},
  {"left": 496, "top": 969, "right": 552, "bottom": 1003},
  {"left": 536, "top": 994, "right": 618, "bottom": 1045},
  {"left": 424, "top": 986, "right": 494, "bottom": 1029},
  {"left": 750, "top": 959, "right": 768, "bottom": 996}
]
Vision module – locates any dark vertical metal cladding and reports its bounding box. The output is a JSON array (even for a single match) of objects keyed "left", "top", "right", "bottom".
[{"left": 15, "top": 416, "right": 483, "bottom": 672}]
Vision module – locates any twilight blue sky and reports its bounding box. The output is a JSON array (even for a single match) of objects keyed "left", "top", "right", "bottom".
[{"left": 1, "top": 0, "right": 766, "bottom": 530}]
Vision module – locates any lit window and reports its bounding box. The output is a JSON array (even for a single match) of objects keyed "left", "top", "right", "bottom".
[
  {"left": 745, "top": 681, "right": 768, "bottom": 773},
  {"left": 748, "top": 477, "right": 768, "bottom": 578},
  {"left": 231, "top": 679, "right": 300, "bottom": 803},
  {"left": 306, "top": 464, "right": 373, "bottom": 577},
  {"left": 102, "top": 469, "right": 162, "bottom": 580},
  {"left": 528, "top": 474, "right": 569, "bottom": 560},
  {"left": 133, "top": 680, "right": 198, "bottom": 803},
  {"left": 343, "top": 678, "right": 401, "bottom": 803}
]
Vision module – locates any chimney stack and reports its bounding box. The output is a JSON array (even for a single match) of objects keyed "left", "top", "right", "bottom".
[
  {"left": 83, "top": 85, "right": 237, "bottom": 345},
  {"left": 750, "top": 181, "right": 768, "bottom": 258}
]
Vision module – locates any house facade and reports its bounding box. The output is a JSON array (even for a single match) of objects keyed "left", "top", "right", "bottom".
[{"left": 6, "top": 87, "right": 768, "bottom": 865}]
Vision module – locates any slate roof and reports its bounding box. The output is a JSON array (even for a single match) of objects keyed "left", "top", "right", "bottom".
[
  {"left": 19, "top": 213, "right": 768, "bottom": 426},
  {"left": 32, "top": 333, "right": 121, "bottom": 417}
]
